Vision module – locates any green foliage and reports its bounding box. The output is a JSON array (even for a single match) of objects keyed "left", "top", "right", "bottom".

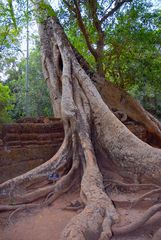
[
  {"left": 7, "top": 0, "right": 17, "bottom": 30},
  {"left": 59, "top": 0, "right": 161, "bottom": 119},
  {"left": 0, "top": 82, "right": 12, "bottom": 124},
  {"left": 66, "top": 20, "right": 96, "bottom": 69},
  {"left": 33, "top": 0, "right": 57, "bottom": 23},
  {"left": 0, "top": 0, "right": 53, "bottom": 122},
  {"left": 105, "top": 2, "right": 161, "bottom": 89},
  {"left": 0, "top": 0, "right": 23, "bottom": 53},
  {"left": 39, "top": 1, "right": 56, "bottom": 17},
  {"left": 104, "top": 1, "right": 161, "bottom": 118},
  {"left": 4, "top": 37, "right": 53, "bottom": 120},
  {"left": 129, "top": 85, "right": 161, "bottom": 120}
]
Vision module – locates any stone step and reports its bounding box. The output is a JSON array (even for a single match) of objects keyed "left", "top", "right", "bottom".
[
  {"left": 16, "top": 117, "right": 61, "bottom": 123},
  {"left": 5, "top": 139, "right": 63, "bottom": 147},
  {"left": 3, "top": 132, "right": 64, "bottom": 142},
  {"left": 2, "top": 122, "right": 64, "bottom": 135}
]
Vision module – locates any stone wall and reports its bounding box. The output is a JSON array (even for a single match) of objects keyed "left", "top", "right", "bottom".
[
  {"left": 0, "top": 117, "right": 148, "bottom": 183},
  {"left": 0, "top": 118, "right": 64, "bottom": 183}
]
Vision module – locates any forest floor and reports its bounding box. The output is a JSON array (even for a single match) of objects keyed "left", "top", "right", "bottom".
[{"left": 1, "top": 186, "right": 161, "bottom": 240}]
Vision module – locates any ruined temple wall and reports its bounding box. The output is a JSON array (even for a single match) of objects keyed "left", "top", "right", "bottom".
[
  {"left": 0, "top": 118, "right": 148, "bottom": 183},
  {"left": 0, "top": 119, "right": 64, "bottom": 183}
]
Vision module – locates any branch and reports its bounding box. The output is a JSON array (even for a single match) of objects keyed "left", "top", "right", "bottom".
[
  {"left": 0, "top": 26, "right": 10, "bottom": 52},
  {"left": 62, "top": 0, "right": 76, "bottom": 13},
  {"left": 7, "top": 0, "right": 17, "bottom": 29},
  {"left": 73, "top": 0, "right": 97, "bottom": 58},
  {"left": 88, "top": 0, "right": 105, "bottom": 53},
  {"left": 88, "top": 0, "right": 102, "bottom": 35},
  {"left": 100, "top": 0, "right": 132, "bottom": 24},
  {"left": 102, "top": 0, "right": 115, "bottom": 16}
]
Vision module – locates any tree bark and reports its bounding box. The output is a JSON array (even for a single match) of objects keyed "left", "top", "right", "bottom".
[
  {"left": 38, "top": 20, "right": 62, "bottom": 118},
  {"left": 71, "top": 44, "right": 161, "bottom": 145},
  {"left": 38, "top": 5, "right": 161, "bottom": 144}
]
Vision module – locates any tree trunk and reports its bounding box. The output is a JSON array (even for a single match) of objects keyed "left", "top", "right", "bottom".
[
  {"left": 70, "top": 42, "right": 161, "bottom": 145},
  {"left": 39, "top": 14, "right": 161, "bottom": 144},
  {"left": 96, "top": 80, "right": 161, "bottom": 145},
  {"left": 39, "top": 19, "right": 62, "bottom": 118},
  {"left": 0, "top": 11, "right": 161, "bottom": 240}
]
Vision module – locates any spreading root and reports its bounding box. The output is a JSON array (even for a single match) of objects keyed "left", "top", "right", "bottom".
[
  {"left": 1, "top": 133, "right": 161, "bottom": 240},
  {"left": 1, "top": 161, "right": 161, "bottom": 240},
  {"left": 112, "top": 203, "right": 161, "bottom": 235},
  {"left": 1, "top": 129, "right": 161, "bottom": 239}
]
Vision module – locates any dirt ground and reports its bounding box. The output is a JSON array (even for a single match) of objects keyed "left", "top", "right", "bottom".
[
  {"left": 0, "top": 190, "right": 79, "bottom": 240},
  {"left": 1, "top": 189, "right": 161, "bottom": 240}
]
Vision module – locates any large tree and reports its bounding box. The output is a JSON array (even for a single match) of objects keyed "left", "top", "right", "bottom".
[
  {"left": 55, "top": 0, "right": 161, "bottom": 143},
  {"left": 1, "top": 1, "right": 161, "bottom": 239}
]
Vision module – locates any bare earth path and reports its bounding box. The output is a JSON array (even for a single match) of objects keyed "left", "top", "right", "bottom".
[
  {"left": 0, "top": 191, "right": 78, "bottom": 240},
  {"left": 1, "top": 188, "right": 161, "bottom": 240}
]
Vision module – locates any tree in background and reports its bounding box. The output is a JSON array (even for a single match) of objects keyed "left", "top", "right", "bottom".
[
  {"left": 105, "top": 2, "right": 161, "bottom": 118},
  {"left": 0, "top": 82, "right": 12, "bottom": 124},
  {"left": 0, "top": 0, "right": 19, "bottom": 54},
  {"left": 0, "top": 0, "right": 53, "bottom": 120},
  {"left": 2, "top": 36, "right": 53, "bottom": 120}
]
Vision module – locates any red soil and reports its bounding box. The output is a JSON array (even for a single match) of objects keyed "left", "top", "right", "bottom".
[
  {"left": 1, "top": 189, "right": 161, "bottom": 240},
  {"left": 0, "top": 191, "right": 79, "bottom": 240}
]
